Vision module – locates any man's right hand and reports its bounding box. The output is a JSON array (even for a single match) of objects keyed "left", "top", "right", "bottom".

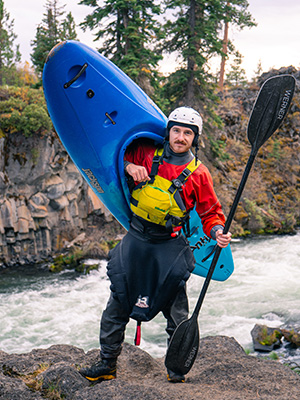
[{"left": 126, "top": 163, "right": 150, "bottom": 183}]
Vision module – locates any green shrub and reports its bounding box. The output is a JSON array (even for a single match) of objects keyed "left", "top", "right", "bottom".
[
  {"left": 209, "top": 137, "right": 231, "bottom": 162},
  {"left": 22, "top": 103, "right": 52, "bottom": 137},
  {"left": 0, "top": 86, "right": 52, "bottom": 137}
]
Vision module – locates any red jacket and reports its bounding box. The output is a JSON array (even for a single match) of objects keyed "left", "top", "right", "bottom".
[{"left": 125, "top": 141, "right": 225, "bottom": 237}]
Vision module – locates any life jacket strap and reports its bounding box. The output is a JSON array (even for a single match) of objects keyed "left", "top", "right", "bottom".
[
  {"left": 168, "top": 159, "right": 201, "bottom": 194},
  {"left": 149, "top": 148, "right": 164, "bottom": 184}
]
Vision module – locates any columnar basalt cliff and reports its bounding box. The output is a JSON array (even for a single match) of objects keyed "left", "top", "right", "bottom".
[{"left": 0, "top": 131, "right": 113, "bottom": 267}]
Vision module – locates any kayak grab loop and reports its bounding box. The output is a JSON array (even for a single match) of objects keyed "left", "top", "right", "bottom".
[{"left": 64, "top": 63, "right": 88, "bottom": 89}]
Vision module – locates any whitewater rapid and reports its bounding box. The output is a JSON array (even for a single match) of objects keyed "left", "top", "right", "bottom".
[{"left": 1, "top": 231, "right": 300, "bottom": 363}]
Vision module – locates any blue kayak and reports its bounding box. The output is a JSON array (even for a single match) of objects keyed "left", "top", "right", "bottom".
[{"left": 43, "top": 40, "right": 234, "bottom": 281}]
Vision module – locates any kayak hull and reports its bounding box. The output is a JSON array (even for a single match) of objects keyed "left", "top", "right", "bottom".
[{"left": 43, "top": 40, "right": 234, "bottom": 281}]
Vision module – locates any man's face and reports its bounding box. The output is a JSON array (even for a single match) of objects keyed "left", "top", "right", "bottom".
[{"left": 169, "top": 125, "right": 195, "bottom": 153}]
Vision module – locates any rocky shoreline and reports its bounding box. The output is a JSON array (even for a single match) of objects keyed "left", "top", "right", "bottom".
[{"left": 1, "top": 336, "right": 300, "bottom": 400}]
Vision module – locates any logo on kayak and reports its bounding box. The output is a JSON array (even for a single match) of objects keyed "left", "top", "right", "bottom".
[
  {"left": 82, "top": 168, "right": 104, "bottom": 193},
  {"left": 190, "top": 235, "right": 211, "bottom": 251},
  {"left": 135, "top": 295, "right": 149, "bottom": 308},
  {"left": 277, "top": 89, "right": 293, "bottom": 120}
]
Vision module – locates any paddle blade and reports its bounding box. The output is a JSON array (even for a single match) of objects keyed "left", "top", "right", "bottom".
[
  {"left": 247, "top": 74, "right": 295, "bottom": 152},
  {"left": 165, "top": 314, "right": 200, "bottom": 375}
]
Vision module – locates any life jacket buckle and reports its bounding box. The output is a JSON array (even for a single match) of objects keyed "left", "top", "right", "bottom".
[{"left": 172, "top": 178, "right": 182, "bottom": 189}]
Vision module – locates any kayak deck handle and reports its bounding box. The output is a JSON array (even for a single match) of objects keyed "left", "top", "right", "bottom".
[
  {"left": 64, "top": 63, "right": 88, "bottom": 89},
  {"left": 105, "top": 112, "right": 117, "bottom": 125}
]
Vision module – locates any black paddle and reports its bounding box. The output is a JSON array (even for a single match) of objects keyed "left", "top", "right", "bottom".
[{"left": 165, "top": 74, "right": 296, "bottom": 376}]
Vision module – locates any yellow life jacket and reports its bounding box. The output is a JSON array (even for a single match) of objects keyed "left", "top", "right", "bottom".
[{"left": 130, "top": 148, "right": 201, "bottom": 227}]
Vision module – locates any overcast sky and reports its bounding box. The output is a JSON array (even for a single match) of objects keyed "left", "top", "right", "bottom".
[{"left": 5, "top": 0, "right": 300, "bottom": 79}]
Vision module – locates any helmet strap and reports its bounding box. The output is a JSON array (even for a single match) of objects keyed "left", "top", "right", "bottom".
[{"left": 194, "top": 142, "right": 199, "bottom": 163}]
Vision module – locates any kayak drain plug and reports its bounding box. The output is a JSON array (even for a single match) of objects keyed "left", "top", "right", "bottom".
[{"left": 86, "top": 89, "right": 95, "bottom": 98}]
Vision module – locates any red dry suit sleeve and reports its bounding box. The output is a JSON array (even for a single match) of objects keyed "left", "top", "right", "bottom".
[
  {"left": 124, "top": 141, "right": 155, "bottom": 174},
  {"left": 191, "top": 165, "right": 225, "bottom": 237}
]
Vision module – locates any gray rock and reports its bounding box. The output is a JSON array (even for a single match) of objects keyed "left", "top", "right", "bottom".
[
  {"left": 41, "top": 363, "right": 89, "bottom": 399},
  {"left": 0, "top": 372, "right": 43, "bottom": 399},
  {"left": 251, "top": 323, "right": 282, "bottom": 352},
  {"left": 1, "top": 337, "right": 300, "bottom": 400}
]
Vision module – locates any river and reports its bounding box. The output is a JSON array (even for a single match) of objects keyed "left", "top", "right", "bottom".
[{"left": 1, "top": 231, "right": 300, "bottom": 366}]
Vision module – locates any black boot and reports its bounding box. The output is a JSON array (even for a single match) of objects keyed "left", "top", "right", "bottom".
[
  {"left": 79, "top": 358, "right": 117, "bottom": 382},
  {"left": 167, "top": 369, "right": 185, "bottom": 383}
]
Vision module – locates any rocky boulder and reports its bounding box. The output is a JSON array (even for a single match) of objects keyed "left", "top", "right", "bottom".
[
  {"left": 251, "top": 323, "right": 300, "bottom": 351},
  {"left": 1, "top": 336, "right": 300, "bottom": 400}
]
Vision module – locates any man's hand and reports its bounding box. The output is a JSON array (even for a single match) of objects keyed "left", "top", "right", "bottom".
[
  {"left": 215, "top": 230, "right": 232, "bottom": 248},
  {"left": 126, "top": 163, "right": 150, "bottom": 183}
]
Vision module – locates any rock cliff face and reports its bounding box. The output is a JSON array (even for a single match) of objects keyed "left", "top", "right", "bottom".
[
  {"left": 207, "top": 68, "right": 300, "bottom": 236},
  {"left": 0, "top": 131, "right": 111, "bottom": 267},
  {"left": 1, "top": 68, "right": 299, "bottom": 266}
]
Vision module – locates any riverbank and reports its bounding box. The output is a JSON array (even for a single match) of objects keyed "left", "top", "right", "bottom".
[{"left": 1, "top": 336, "right": 300, "bottom": 400}]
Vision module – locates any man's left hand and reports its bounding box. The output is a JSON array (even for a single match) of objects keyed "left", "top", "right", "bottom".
[{"left": 215, "top": 230, "right": 232, "bottom": 248}]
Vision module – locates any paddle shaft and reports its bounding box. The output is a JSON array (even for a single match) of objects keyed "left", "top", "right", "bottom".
[{"left": 193, "top": 151, "right": 256, "bottom": 317}]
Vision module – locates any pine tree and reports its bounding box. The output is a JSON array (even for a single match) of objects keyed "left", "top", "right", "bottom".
[
  {"left": 79, "top": 0, "right": 164, "bottom": 100},
  {"left": 0, "top": 0, "right": 21, "bottom": 85},
  {"left": 162, "top": 0, "right": 225, "bottom": 120},
  {"left": 162, "top": 0, "right": 255, "bottom": 116},
  {"left": 218, "top": 1, "right": 256, "bottom": 92},
  {"left": 252, "top": 59, "right": 263, "bottom": 84},
  {"left": 225, "top": 50, "right": 247, "bottom": 87},
  {"left": 31, "top": 0, "right": 77, "bottom": 78},
  {"left": 61, "top": 12, "right": 77, "bottom": 40}
]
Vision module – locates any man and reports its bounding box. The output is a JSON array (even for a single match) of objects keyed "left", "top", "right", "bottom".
[{"left": 80, "top": 106, "right": 231, "bottom": 383}]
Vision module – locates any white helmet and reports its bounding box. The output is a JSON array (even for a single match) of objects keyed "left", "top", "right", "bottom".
[{"left": 167, "top": 106, "right": 203, "bottom": 137}]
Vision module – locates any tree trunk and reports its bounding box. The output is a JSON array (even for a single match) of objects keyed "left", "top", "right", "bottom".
[
  {"left": 116, "top": 10, "right": 122, "bottom": 55},
  {"left": 218, "top": 2, "right": 230, "bottom": 92},
  {"left": 186, "top": 0, "right": 196, "bottom": 106},
  {"left": 0, "top": 16, "right": 2, "bottom": 86},
  {"left": 123, "top": 8, "right": 130, "bottom": 55}
]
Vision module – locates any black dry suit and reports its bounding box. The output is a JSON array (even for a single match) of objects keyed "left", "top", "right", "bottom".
[
  {"left": 106, "top": 144, "right": 196, "bottom": 325},
  {"left": 107, "top": 220, "right": 195, "bottom": 323}
]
